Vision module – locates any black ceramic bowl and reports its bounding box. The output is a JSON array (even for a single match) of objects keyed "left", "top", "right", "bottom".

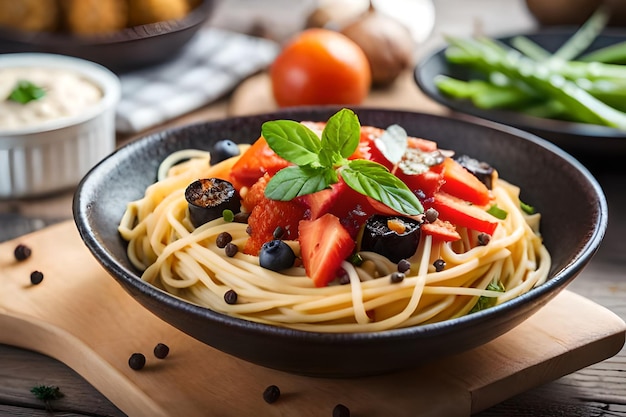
[
  {"left": 73, "top": 107, "right": 607, "bottom": 377},
  {"left": 415, "top": 28, "right": 626, "bottom": 159},
  {"left": 0, "top": 0, "right": 214, "bottom": 73}
]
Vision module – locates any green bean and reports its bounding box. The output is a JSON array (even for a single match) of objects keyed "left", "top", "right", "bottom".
[
  {"left": 551, "top": 6, "right": 609, "bottom": 61},
  {"left": 442, "top": 35, "right": 626, "bottom": 129},
  {"left": 579, "top": 40, "right": 626, "bottom": 64}
]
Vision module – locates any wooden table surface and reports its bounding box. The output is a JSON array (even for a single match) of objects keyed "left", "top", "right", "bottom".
[{"left": 1, "top": 1, "right": 625, "bottom": 416}]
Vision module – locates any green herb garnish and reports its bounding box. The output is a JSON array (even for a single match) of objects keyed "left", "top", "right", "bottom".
[
  {"left": 487, "top": 204, "right": 508, "bottom": 220},
  {"left": 31, "top": 384, "right": 64, "bottom": 411},
  {"left": 349, "top": 252, "right": 364, "bottom": 266},
  {"left": 261, "top": 109, "right": 423, "bottom": 216},
  {"left": 520, "top": 200, "right": 535, "bottom": 215},
  {"left": 222, "top": 209, "right": 235, "bottom": 222},
  {"left": 8, "top": 80, "right": 46, "bottom": 104},
  {"left": 469, "top": 280, "right": 505, "bottom": 313}
]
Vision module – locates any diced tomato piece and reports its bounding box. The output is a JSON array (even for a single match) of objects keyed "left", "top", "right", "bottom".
[
  {"left": 421, "top": 219, "right": 461, "bottom": 242},
  {"left": 295, "top": 180, "right": 348, "bottom": 220},
  {"left": 296, "top": 176, "right": 378, "bottom": 238},
  {"left": 351, "top": 136, "right": 372, "bottom": 161},
  {"left": 408, "top": 136, "right": 438, "bottom": 152},
  {"left": 243, "top": 176, "right": 306, "bottom": 255},
  {"left": 365, "top": 137, "right": 393, "bottom": 170},
  {"left": 361, "top": 126, "right": 438, "bottom": 169},
  {"left": 428, "top": 192, "right": 499, "bottom": 235},
  {"left": 230, "top": 137, "right": 291, "bottom": 190},
  {"left": 329, "top": 184, "right": 378, "bottom": 238},
  {"left": 241, "top": 173, "right": 270, "bottom": 212},
  {"left": 298, "top": 213, "right": 356, "bottom": 287},
  {"left": 396, "top": 162, "right": 445, "bottom": 200},
  {"left": 440, "top": 157, "right": 491, "bottom": 206}
]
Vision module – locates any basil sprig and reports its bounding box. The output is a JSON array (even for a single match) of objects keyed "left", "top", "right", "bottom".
[
  {"left": 8, "top": 80, "right": 46, "bottom": 104},
  {"left": 262, "top": 109, "right": 423, "bottom": 216}
]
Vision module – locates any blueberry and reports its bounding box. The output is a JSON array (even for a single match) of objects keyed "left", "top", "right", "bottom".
[
  {"left": 211, "top": 139, "right": 240, "bottom": 164},
  {"left": 259, "top": 240, "right": 296, "bottom": 272}
]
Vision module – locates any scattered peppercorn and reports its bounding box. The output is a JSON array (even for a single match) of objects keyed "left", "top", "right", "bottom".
[
  {"left": 424, "top": 208, "right": 439, "bottom": 223},
  {"left": 477, "top": 233, "right": 491, "bottom": 246},
  {"left": 263, "top": 384, "right": 281, "bottom": 404},
  {"left": 273, "top": 226, "right": 285, "bottom": 240},
  {"left": 246, "top": 225, "right": 252, "bottom": 235},
  {"left": 30, "top": 270, "right": 44, "bottom": 285},
  {"left": 390, "top": 271, "right": 405, "bottom": 283},
  {"left": 333, "top": 403, "right": 350, "bottom": 417},
  {"left": 224, "top": 289, "right": 238, "bottom": 305},
  {"left": 128, "top": 353, "right": 146, "bottom": 370},
  {"left": 433, "top": 259, "right": 446, "bottom": 272},
  {"left": 14, "top": 244, "right": 32, "bottom": 261},
  {"left": 225, "top": 242, "right": 239, "bottom": 257},
  {"left": 216, "top": 232, "right": 232, "bottom": 248},
  {"left": 234, "top": 211, "right": 251, "bottom": 223},
  {"left": 397, "top": 259, "right": 411, "bottom": 273},
  {"left": 153, "top": 343, "right": 170, "bottom": 359}
]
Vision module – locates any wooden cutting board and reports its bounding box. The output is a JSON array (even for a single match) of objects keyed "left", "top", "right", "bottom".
[
  {"left": 227, "top": 70, "right": 447, "bottom": 117},
  {"left": 0, "top": 221, "right": 624, "bottom": 417}
]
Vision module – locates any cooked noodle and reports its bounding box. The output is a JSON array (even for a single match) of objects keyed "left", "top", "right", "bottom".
[{"left": 119, "top": 143, "right": 550, "bottom": 333}]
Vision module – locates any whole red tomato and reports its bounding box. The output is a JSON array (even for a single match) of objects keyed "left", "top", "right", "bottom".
[{"left": 270, "top": 28, "right": 371, "bottom": 107}]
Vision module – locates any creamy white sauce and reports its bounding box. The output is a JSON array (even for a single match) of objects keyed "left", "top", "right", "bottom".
[{"left": 0, "top": 67, "right": 102, "bottom": 130}]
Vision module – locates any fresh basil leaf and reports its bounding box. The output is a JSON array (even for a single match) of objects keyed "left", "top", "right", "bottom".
[
  {"left": 262, "top": 120, "right": 321, "bottom": 166},
  {"left": 321, "top": 108, "right": 360, "bottom": 160},
  {"left": 487, "top": 204, "right": 508, "bottom": 220},
  {"left": 375, "top": 124, "right": 408, "bottom": 165},
  {"left": 318, "top": 147, "right": 337, "bottom": 168},
  {"left": 8, "top": 80, "right": 46, "bottom": 104},
  {"left": 264, "top": 166, "right": 331, "bottom": 201},
  {"left": 469, "top": 280, "right": 505, "bottom": 313},
  {"left": 342, "top": 160, "right": 424, "bottom": 215}
]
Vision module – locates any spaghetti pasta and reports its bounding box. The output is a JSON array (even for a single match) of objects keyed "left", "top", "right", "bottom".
[{"left": 118, "top": 120, "right": 550, "bottom": 333}]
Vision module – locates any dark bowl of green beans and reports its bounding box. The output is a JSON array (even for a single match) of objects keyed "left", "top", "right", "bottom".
[{"left": 415, "top": 27, "right": 626, "bottom": 161}]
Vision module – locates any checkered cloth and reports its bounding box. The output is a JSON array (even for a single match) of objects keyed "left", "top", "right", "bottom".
[{"left": 115, "top": 28, "right": 279, "bottom": 134}]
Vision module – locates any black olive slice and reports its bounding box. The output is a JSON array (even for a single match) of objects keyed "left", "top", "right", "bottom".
[
  {"left": 185, "top": 178, "right": 241, "bottom": 228},
  {"left": 359, "top": 215, "right": 421, "bottom": 263},
  {"left": 455, "top": 154, "right": 495, "bottom": 189}
]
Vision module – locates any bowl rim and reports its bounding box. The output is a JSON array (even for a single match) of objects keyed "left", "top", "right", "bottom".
[
  {"left": 414, "top": 27, "right": 626, "bottom": 140},
  {"left": 0, "top": 52, "right": 121, "bottom": 138},
  {"left": 73, "top": 107, "right": 609, "bottom": 343},
  {"left": 0, "top": 0, "right": 214, "bottom": 46}
]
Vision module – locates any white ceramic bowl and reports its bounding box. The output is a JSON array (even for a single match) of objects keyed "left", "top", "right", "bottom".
[{"left": 0, "top": 53, "right": 120, "bottom": 198}]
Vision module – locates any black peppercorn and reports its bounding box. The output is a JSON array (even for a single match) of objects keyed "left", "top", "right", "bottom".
[
  {"left": 30, "top": 270, "right": 44, "bottom": 285},
  {"left": 477, "top": 233, "right": 491, "bottom": 246},
  {"left": 390, "top": 272, "right": 405, "bottom": 283},
  {"left": 433, "top": 259, "right": 446, "bottom": 272},
  {"left": 272, "top": 226, "right": 284, "bottom": 240},
  {"left": 263, "top": 384, "right": 281, "bottom": 404},
  {"left": 153, "top": 343, "right": 170, "bottom": 359},
  {"left": 233, "top": 211, "right": 250, "bottom": 223},
  {"left": 128, "top": 353, "right": 146, "bottom": 370},
  {"left": 14, "top": 244, "right": 32, "bottom": 261},
  {"left": 397, "top": 259, "right": 411, "bottom": 273},
  {"left": 333, "top": 403, "right": 350, "bottom": 417},
  {"left": 215, "top": 232, "right": 232, "bottom": 249},
  {"left": 424, "top": 208, "right": 439, "bottom": 223},
  {"left": 224, "top": 289, "right": 238, "bottom": 305},
  {"left": 224, "top": 242, "right": 238, "bottom": 257}
]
